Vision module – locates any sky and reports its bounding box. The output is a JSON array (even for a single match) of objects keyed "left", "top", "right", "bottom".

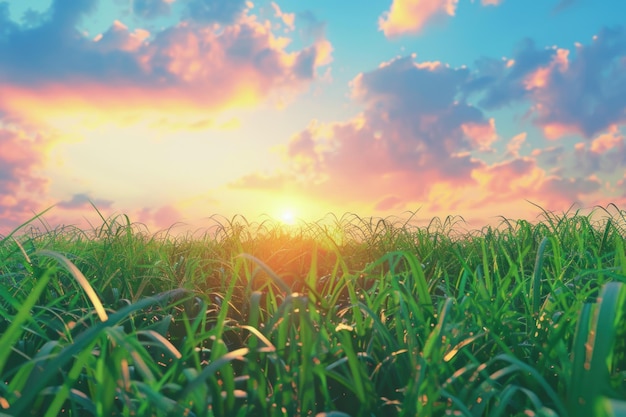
[{"left": 1, "top": 0, "right": 625, "bottom": 235}]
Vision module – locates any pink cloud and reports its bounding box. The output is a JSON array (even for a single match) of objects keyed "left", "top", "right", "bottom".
[
  {"left": 589, "top": 125, "right": 623, "bottom": 153},
  {"left": 472, "top": 158, "right": 540, "bottom": 199},
  {"left": 378, "top": 0, "right": 504, "bottom": 37},
  {"left": 235, "top": 56, "right": 491, "bottom": 210},
  {"left": 0, "top": 127, "right": 49, "bottom": 232},
  {"left": 523, "top": 48, "right": 569, "bottom": 90},
  {"left": 461, "top": 118, "right": 498, "bottom": 152},
  {"left": 471, "top": 28, "right": 626, "bottom": 138},
  {"left": 57, "top": 193, "right": 113, "bottom": 210},
  {"left": 0, "top": 2, "right": 335, "bottom": 232},
  {"left": 0, "top": 5, "right": 332, "bottom": 117},
  {"left": 228, "top": 53, "right": 617, "bottom": 219},
  {"left": 572, "top": 127, "right": 626, "bottom": 176},
  {"left": 469, "top": 157, "right": 603, "bottom": 213},
  {"left": 93, "top": 20, "right": 151, "bottom": 52},
  {"left": 0, "top": 127, "right": 47, "bottom": 196},
  {"left": 538, "top": 176, "right": 602, "bottom": 207},
  {"left": 531, "top": 146, "right": 566, "bottom": 173},
  {"left": 0, "top": 196, "right": 48, "bottom": 235},
  {"left": 271, "top": 2, "right": 295, "bottom": 31},
  {"left": 379, "top": 0, "right": 459, "bottom": 37},
  {"left": 541, "top": 122, "right": 579, "bottom": 140},
  {"left": 374, "top": 196, "right": 405, "bottom": 211},
  {"left": 137, "top": 205, "right": 185, "bottom": 231},
  {"left": 506, "top": 132, "right": 527, "bottom": 157}
]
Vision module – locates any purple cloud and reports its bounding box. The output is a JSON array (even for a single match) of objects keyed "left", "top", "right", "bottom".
[
  {"left": 468, "top": 27, "right": 626, "bottom": 138},
  {"left": 0, "top": 0, "right": 331, "bottom": 114},
  {"left": 276, "top": 56, "right": 493, "bottom": 207},
  {"left": 531, "top": 26, "right": 626, "bottom": 138},
  {"left": 57, "top": 193, "right": 113, "bottom": 210},
  {"left": 0, "top": 127, "right": 48, "bottom": 230},
  {"left": 0, "top": 1, "right": 144, "bottom": 86},
  {"left": 0, "top": 128, "right": 46, "bottom": 196},
  {"left": 573, "top": 128, "right": 626, "bottom": 175},
  {"left": 466, "top": 38, "right": 553, "bottom": 109}
]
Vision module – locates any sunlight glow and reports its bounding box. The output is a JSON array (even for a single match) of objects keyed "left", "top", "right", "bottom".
[{"left": 280, "top": 209, "right": 297, "bottom": 226}]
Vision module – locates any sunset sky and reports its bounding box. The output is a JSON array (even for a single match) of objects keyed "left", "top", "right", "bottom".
[{"left": 1, "top": 0, "right": 625, "bottom": 234}]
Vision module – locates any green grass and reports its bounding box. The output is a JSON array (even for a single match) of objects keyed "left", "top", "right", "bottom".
[{"left": 0, "top": 205, "right": 625, "bottom": 416}]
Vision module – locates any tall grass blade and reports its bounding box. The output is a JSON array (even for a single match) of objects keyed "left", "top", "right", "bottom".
[
  {"left": 177, "top": 347, "right": 249, "bottom": 399},
  {"left": 34, "top": 249, "right": 108, "bottom": 322},
  {"left": 532, "top": 237, "right": 550, "bottom": 317},
  {"left": 0, "top": 269, "right": 53, "bottom": 377},
  {"left": 569, "top": 282, "right": 626, "bottom": 417},
  {"left": 237, "top": 253, "right": 291, "bottom": 293}
]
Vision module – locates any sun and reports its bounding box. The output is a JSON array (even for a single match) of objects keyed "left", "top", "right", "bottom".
[{"left": 279, "top": 209, "right": 297, "bottom": 226}]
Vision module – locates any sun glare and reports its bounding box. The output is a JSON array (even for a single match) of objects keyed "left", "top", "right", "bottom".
[{"left": 280, "top": 209, "right": 297, "bottom": 226}]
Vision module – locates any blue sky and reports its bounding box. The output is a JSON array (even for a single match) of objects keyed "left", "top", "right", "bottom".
[{"left": 0, "top": 0, "right": 625, "bottom": 233}]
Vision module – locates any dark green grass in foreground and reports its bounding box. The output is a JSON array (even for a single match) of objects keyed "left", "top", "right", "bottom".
[{"left": 0, "top": 206, "right": 625, "bottom": 416}]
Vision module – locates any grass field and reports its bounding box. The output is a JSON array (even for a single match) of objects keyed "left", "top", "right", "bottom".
[{"left": 1, "top": 205, "right": 625, "bottom": 416}]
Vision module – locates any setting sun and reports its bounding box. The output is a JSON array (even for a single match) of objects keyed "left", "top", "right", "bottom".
[{"left": 279, "top": 209, "right": 297, "bottom": 226}]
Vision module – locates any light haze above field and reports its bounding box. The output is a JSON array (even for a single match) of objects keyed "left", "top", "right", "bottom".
[{"left": 1, "top": 0, "right": 625, "bottom": 233}]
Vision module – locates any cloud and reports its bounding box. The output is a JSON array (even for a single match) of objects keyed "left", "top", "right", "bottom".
[
  {"left": 573, "top": 126, "right": 626, "bottom": 175},
  {"left": 505, "top": 132, "right": 527, "bottom": 158},
  {"left": 137, "top": 204, "right": 185, "bottom": 230},
  {"left": 0, "top": 127, "right": 46, "bottom": 196},
  {"left": 531, "top": 146, "right": 566, "bottom": 174},
  {"left": 0, "top": 0, "right": 334, "bottom": 230},
  {"left": 470, "top": 156, "right": 602, "bottom": 211},
  {"left": 477, "top": 158, "right": 537, "bottom": 194},
  {"left": 379, "top": 0, "right": 459, "bottom": 37},
  {"left": 0, "top": 1, "right": 332, "bottom": 120},
  {"left": 231, "top": 52, "right": 617, "bottom": 218},
  {"left": 467, "top": 38, "right": 554, "bottom": 109},
  {"left": 296, "top": 10, "right": 332, "bottom": 67},
  {"left": 259, "top": 56, "right": 495, "bottom": 210},
  {"left": 530, "top": 27, "right": 626, "bottom": 138},
  {"left": 271, "top": 2, "right": 295, "bottom": 31},
  {"left": 48, "top": 0, "right": 98, "bottom": 26},
  {"left": 469, "top": 158, "right": 545, "bottom": 208},
  {"left": 0, "top": 126, "right": 48, "bottom": 230},
  {"left": 57, "top": 193, "right": 113, "bottom": 210},
  {"left": 374, "top": 195, "right": 405, "bottom": 211},
  {"left": 539, "top": 176, "right": 603, "bottom": 206},
  {"left": 378, "top": 0, "right": 505, "bottom": 37},
  {"left": 93, "top": 20, "right": 151, "bottom": 52},
  {"left": 470, "top": 27, "right": 626, "bottom": 138},
  {"left": 461, "top": 118, "right": 498, "bottom": 152},
  {"left": 0, "top": 8, "right": 146, "bottom": 86}
]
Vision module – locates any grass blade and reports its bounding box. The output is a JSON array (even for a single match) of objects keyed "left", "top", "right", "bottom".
[{"left": 34, "top": 250, "right": 108, "bottom": 322}]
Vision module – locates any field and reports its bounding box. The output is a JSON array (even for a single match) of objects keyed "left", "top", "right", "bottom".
[{"left": 1, "top": 206, "right": 625, "bottom": 417}]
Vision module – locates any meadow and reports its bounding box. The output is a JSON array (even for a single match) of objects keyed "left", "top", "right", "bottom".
[{"left": 0, "top": 205, "right": 625, "bottom": 417}]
